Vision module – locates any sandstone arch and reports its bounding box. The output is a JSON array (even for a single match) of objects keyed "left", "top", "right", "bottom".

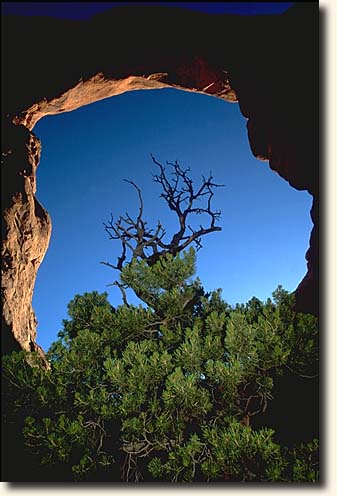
[{"left": 1, "top": 3, "right": 318, "bottom": 355}]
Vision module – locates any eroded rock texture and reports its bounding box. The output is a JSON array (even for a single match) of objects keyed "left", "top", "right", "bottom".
[
  {"left": 1, "top": 3, "right": 318, "bottom": 354},
  {"left": 1, "top": 121, "right": 51, "bottom": 358}
]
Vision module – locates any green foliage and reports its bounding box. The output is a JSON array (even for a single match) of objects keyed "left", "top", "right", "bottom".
[
  {"left": 58, "top": 290, "right": 115, "bottom": 341},
  {"left": 201, "top": 421, "right": 286, "bottom": 482},
  {"left": 288, "top": 439, "right": 319, "bottom": 482},
  {"left": 2, "top": 250, "right": 319, "bottom": 482},
  {"left": 121, "top": 248, "right": 196, "bottom": 295}
]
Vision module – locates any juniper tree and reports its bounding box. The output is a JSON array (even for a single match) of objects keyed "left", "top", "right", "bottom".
[
  {"left": 101, "top": 156, "right": 224, "bottom": 307},
  {"left": 2, "top": 160, "right": 319, "bottom": 482}
]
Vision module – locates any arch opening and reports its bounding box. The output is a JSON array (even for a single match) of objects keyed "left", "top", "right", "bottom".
[
  {"left": 30, "top": 88, "right": 312, "bottom": 351},
  {"left": 1, "top": 3, "right": 318, "bottom": 356}
]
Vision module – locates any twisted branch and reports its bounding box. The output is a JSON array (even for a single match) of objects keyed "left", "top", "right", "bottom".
[{"left": 101, "top": 157, "right": 224, "bottom": 300}]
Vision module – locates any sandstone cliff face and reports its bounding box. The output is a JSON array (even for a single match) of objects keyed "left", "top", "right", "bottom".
[
  {"left": 1, "top": 122, "right": 51, "bottom": 357},
  {"left": 1, "top": 3, "right": 318, "bottom": 355}
]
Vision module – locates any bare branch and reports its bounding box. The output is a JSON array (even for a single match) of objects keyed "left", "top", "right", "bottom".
[
  {"left": 109, "top": 280, "right": 130, "bottom": 307},
  {"left": 102, "top": 156, "right": 225, "bottom": 277}
]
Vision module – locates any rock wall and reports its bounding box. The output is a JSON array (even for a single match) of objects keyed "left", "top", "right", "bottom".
[
  {"left": 2, "top": 122, "right": 51, "bottom": 357},
  {"left": 1, "top": 3, "right": 318, "bottom": 354}
]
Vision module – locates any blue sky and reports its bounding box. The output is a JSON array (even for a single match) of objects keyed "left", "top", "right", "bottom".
[{"left": 32, "top": 88, "right": 312, "bottom": 350}]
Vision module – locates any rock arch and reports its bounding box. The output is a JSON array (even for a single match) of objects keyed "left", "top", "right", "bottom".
[{"left": 1, "top": 3, "right": 318, "bottom": 355}]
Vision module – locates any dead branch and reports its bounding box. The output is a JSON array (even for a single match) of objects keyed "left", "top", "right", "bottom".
[{"left": 101, "top": 156, "right": 224, "bottom": 273}]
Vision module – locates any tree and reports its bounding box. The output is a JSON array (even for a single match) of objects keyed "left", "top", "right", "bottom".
[
  {"left": 2, "top": 162, "right": 319, "bottom": 482},
  {"left": 2, "top": 278, "right": 319, "bottom": 482},
  {"left": 101, "top": 156, "right": 224, "bottom": 306}
]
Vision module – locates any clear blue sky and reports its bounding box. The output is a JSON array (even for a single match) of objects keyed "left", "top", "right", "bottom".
[
  {"left": 32, "top": 88, "right": 312, "bottom": 350},
  {"left": 4, "top": 2, "right": 309, "bottom": 351}
]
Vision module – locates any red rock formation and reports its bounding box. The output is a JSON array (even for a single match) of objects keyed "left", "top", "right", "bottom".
[
  {"left": 1, "top": 3, "right": 318, "bottom": 354},
  {"left": 2, "top": 122, "right": 51, "bottom": 358}
]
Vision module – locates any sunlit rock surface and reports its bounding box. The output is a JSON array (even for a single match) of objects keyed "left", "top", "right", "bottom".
[
  {"left": 1, "top": 122, "right": 51, "bottom": 358},
  {"left": 1, "top": 3, "right": 318, "bottom": 354}
]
